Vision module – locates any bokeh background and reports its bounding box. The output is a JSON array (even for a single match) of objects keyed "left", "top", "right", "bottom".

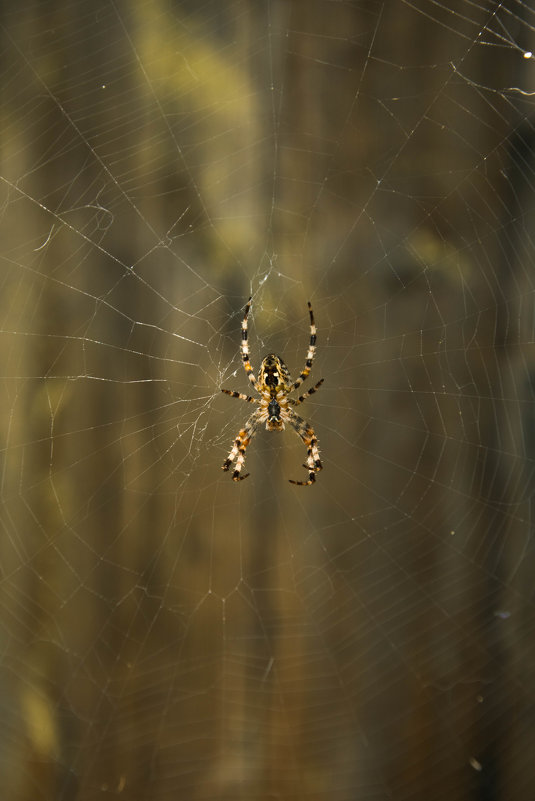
[{"left": 1, "top": 1, "right": 535, "bottom": 799}]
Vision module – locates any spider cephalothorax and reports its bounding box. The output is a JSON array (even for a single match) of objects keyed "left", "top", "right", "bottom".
[{"left": 221, "top": 298, "right": 324, "bottom": 485}]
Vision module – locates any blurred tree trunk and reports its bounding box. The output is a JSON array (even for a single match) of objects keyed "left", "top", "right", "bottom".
[{"left": 0, "top": 1, "right": 533, "bottom": 800}]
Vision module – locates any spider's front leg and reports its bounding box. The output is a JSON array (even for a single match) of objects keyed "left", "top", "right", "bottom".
[
  {"left": 287, "top": 410, "right": 323, "bottom": 486},
  {"left": 222, "top": 409, "right": 262, "bottom": 481}
]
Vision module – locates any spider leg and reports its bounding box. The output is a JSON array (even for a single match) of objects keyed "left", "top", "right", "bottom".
[
  {"left": 287, "top": 409, "right": 322, "bottom": 485},
  {"left": 221, "top": 389, "right": 257, "bottom": 403},
  {"left": 241, "top": 296, "right": 257, "bottom": 388},
  {"left": 222, "top": 408, "right": 262, "bottom": 481},
  {"left": 289, "top": 378, "right": 324, "bottom": 407},
  {"left": 292, "top": 301, "right": 317, "bottom": 392}
]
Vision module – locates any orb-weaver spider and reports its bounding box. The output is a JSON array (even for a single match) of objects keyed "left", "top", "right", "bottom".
[{"left": 221, "top": 297, "right": 323, "bottom": 485}]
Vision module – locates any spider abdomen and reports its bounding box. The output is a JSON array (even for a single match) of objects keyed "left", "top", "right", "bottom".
[{"left": 259, "top": 354, "right": 292, "bottom": 392}]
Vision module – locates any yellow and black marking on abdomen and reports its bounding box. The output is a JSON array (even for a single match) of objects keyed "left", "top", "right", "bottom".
[{"left": 259, "top": 354, "right": 292, "bottom": 393}]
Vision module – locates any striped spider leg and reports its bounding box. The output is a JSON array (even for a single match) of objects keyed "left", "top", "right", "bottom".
[
  {"left": 220, "top": 406, "right": 262, "bottom": 482},
  {"left": 221, "top": 298, "right": 324, "bottom": 484}
]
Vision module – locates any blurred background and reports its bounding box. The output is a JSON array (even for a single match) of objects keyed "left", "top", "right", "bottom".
[{"left": 1, "top": 1, "right": 535, "bottom": 798}]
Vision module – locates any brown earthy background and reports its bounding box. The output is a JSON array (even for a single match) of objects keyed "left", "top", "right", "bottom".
[{"left": 1, "top": 1, "right": 534, "bottom": 799}]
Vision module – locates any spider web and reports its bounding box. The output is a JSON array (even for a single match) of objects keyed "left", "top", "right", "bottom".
[{"left": 1, "top": 1, "right": 535, "bottom": 799}]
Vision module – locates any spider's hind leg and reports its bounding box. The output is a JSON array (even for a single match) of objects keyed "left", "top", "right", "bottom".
[
  {"left": 292, "top": 301, "right": 318, "bottom": 392},
  {"left": 241, "top": 296, "right": 257, "bottom": 387}
]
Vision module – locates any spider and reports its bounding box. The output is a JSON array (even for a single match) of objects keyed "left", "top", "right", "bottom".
[{"left": 221, "top": 297, "right": 324, "bottom": 485}]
